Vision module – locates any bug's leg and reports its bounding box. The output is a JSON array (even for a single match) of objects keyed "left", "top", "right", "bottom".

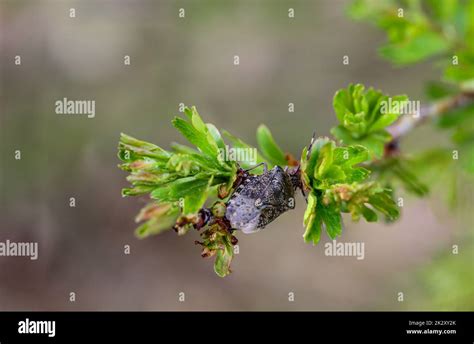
[
  {"left": 194, "top": 207, "right": 212, "bottom": 230},
  {"left": 245, "top": 162, "right": 268, "bottom": 173},
  {"left": 301, "top": 188, "right": 308, "bottom": 204}
]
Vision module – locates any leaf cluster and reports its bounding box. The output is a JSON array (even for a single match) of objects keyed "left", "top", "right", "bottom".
[
  {"left": 118, "top": 106, "right": 295, "bottom": 275},
  {"left": 118, "top": 107, "right": 238, "bottom": 238},
  {"left": 331, "top": 83, "right": 408, "bottom": 158},
  {"left": 300, "top": 137, "right": 399, "bottom": 245}
]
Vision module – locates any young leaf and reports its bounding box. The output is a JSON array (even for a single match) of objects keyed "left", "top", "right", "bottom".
[
  {"left": 368, "top": 191, "right": 399, "bottom": 221},
  {"left": 170, "top": 142, "right": 198, "bottom": 155},
  {"left": 319, "top": 202, "right": 343, "bottom": 239},
  {"left": 372, "top": 157, "right": 430, "bottom": 196},
  {"left": 331, "top": 84, "right": 404, "bottom": 159},
  {"left": 134, "top": 203, "right": 180, "bottom": 239},
  {"left": 222, "top": 130, "right": 270, "bottom": 169},
  {"left": 214, "top": 234, "right": 234, "bottom": 277},
  {"left": 172, "top": 117, "right": 219, "bottom": 161},
  {"left": 333, "top": 145, "right": 370, "bottom": 182},
  {"left": 206, "top": 123, "right": 226, "bottom": 150},
  {"left": 302, "top": 191, "right": 343, "bottom": 242},
  {"left": 182, "top": 176, "right": 214, "bottom": 215},
  {"left": 119, "top": 133, "right": 171, "bottom": 161},
  {"left": 303, "top": 192, "right": 322, "bottom": 245},
  {"left": 316, "top": 141, "right": 335, "bottom": 178},
  {"left": 300, "top": 137, "right": 332, "bottom": 187},
  {"left": 325, "top": 182, "right": 399, "bottom": 223},
  {"left": 379, "top": 31, "right": 449, "bottom": 65},
  {"left": 256, "top": 124, "right": 288, "bottom": 166}
]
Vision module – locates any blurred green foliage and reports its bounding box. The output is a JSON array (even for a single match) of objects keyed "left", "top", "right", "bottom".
[
  {"left": 349, "top": 0, "right": 474, "bottom": 311},
  {"left": 405, "top": 238, "right": 474, "bottom": 310},
  {"left": 348, "top": 0, "right": 474, "bottom": 86},
  {"left": 348, "top": 0, "right": 474, "bottom": 183}
]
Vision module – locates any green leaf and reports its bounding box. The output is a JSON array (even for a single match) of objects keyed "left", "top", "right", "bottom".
[
  {"left": 182, "top": 176, "right": 214, "bottom": 215},
  {"left": 334, "top": 145, "right": 369, "bottom": 167},
  {"left": 168, "top": 174, "right": 213, "bottom": 200},
  {"left": 368, "top": 191, "right": 399, "bottom": 221},
  {"left": 122, "top": 185, "right": 157, "bottom": 197},
  {"left": 256, "top": 124, "right": 288, "bottom": 166},
  {"left": 316, "top": 141, "right": 335, "bottom": 178},
  {"left": 172, "top": 117, "right": 219, "bottom": 160},
  {"left": 171, "top": 106, "right": 231, "bottom": 169},
  {"left": 189, "top": 106, "right": 207, "bottom": 133},
  {"left": 303, "top": 191, "right": 343, "bottom": 243},
  {"left": 322, "top": 165, "right": 346, "bottom": 182},
  {"left": 333, "top": 87, "right": 352, "bottom": 123},
  {"left": 324, "top": 182, "right": 398, "bottom": 223},
  {"left": 303, "top": 192, "right": 316, "bottom": 227},
  {"left": 134, "top": 203, "right": 180, "bottom": 239},
  {"left": 369, "top": 113, "right": 399, "bottom": 132},
  {"left": 119, "top": 133, "right": 171, "bottom": 161},
  {"left": 303, "top": 192, "right": 322, "bottom": 245},
  {"left": 331, "top": 125, "right": 391, "bottom": 159},
  {"left": 301, "top": 137, "right": 332, "bottom": 186},
  {"left": 206, "top": 123, "right": 226, "bottom": 150},
  {"left": 319, "top": 202, "right": 343, "bottom": 239},
  {"left": 379, "top": 31, "right": 450, "bottom": 65},
  {"left": 361, "top": 205, "right": 378, "bottom": 222},
  {"left": 391, "top": 160, "right": 430, "bottom": 196},
  {"left": 222, "top": 130, "right": 270, "bottom": 169},
  {"left": 373, "top": 153, "right": 452, "bottom": 197},
  {"left": 333, "top": 145, "right": 371, "bottom": 183},
  {"left": 214, "top": 235, "right": 234, "bottom": 277},
  {"left": 170, "top": 142, "right": 198, "bottom": 154}
]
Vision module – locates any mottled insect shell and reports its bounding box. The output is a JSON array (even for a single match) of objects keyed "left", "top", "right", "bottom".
[{"left": 225, "top": 166, "right": 296, "bottom": 234}]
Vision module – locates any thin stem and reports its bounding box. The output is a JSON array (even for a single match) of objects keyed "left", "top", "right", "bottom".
[{"left": 386, "top": 92, "right": 474, "bottom": 142}]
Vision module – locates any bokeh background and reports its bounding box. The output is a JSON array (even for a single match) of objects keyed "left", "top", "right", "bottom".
[{"left": 0, "top": 0, "right": 472, "bottom": 310}]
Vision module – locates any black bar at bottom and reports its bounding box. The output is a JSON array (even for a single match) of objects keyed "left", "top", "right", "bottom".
[{"left": 0, "top": 311, "right": 472, "bottom": 343}]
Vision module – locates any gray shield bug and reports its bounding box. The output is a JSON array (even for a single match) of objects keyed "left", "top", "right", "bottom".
[
  {"left": 225, "top": 165, "right": 299, "bottom": 233},
  {"left": 192, "top": 134, "right": 315, "bottom": 235}
]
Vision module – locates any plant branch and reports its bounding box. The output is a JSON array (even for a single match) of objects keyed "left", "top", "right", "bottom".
[{"left": 386, "top": 93, "right": 474, "bottom": 142}]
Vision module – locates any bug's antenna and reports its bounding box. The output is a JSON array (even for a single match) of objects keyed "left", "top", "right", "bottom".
[
  {"left": 305, "top": 131, "right": 316, "bottom": 161},
  {"left": 245, "top": 162, "right": 268, "bottom": 173},
  {"left": 292, "top": 131, "right": 316, "bottom": 175}
]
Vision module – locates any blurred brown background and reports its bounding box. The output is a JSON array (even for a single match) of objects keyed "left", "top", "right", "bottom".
[{"left": 0, "top": 0, "right": 472, "bottom": 310}]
